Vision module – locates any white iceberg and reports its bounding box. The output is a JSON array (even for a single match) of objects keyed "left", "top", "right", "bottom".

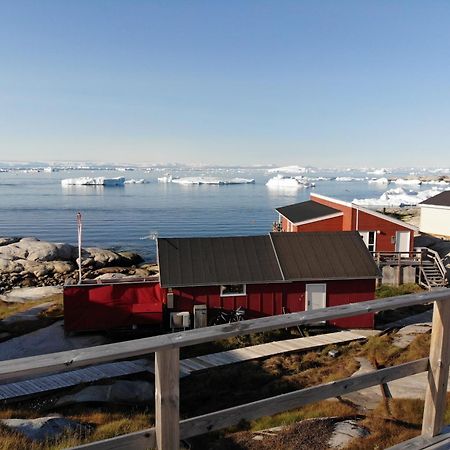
[
  {"left": 335, "top": 177, "right": 365, "bottom": 182},
  {"left": 266, "top": 174, "right": 304, "bottom": 188},
  {"left": 158, "top": 174, "right": 178, "bottom": 183},
  {"left": 61, "top": 177, "right": 125, "bottom": 186},
  {"left": 171, "top": 177, "right": 255, "bottom": 185},
  {"left": 353, "top": 187, "right": 446, "bottom": 207},
  {"left": 124, "top": 179, "right": 148, "bottom": 184},
  {"left": 394, "top": 178, "right": 422, "bottom": 186},
  {"left": 367, "top": 168, "right": 389, "bottom": 175},
  {"left": 267, "top": 165, "right": 309, "bottom": 174},
  {"left": 368, "top": 177, "right": 389, "bottom": 184}
]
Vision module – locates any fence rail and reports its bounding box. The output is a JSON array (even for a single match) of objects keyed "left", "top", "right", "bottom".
[{"left": 1, "top": 289, "right": 450, "bottom": 449}]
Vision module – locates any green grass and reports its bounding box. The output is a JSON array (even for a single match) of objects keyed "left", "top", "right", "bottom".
[{"left": 376, "top": 283, "right": 423, "bottom": 299}]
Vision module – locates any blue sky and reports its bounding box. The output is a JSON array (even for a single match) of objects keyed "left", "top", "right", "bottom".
[{"left": 1, "top": 1, "right": 450, "bottom": 167}]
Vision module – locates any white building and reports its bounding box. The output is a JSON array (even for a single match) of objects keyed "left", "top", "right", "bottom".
[{"left": 419, "top": 191, "right": 450, "bottom": 238}]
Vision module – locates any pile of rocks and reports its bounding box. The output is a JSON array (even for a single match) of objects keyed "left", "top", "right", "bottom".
[{"left": 0, "top": 237, "right": 156, "bottom": 293}]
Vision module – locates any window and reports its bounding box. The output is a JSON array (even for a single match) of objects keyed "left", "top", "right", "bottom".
[
  {"left": 359, "top": 231, "right": 376, "bottom": 252},
  {"left": 220, "top": 284, "right": 246, "bottom": 297}
]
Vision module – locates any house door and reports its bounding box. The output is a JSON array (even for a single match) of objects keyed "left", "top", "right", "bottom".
[
  {"left": 305, "top": 284, "right": 327, "bottom": 311},
  {"left": 395, "top": 231, "right": 410, "bottom": 256}
]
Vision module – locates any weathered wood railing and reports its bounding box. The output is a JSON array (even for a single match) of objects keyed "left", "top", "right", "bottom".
[{"left": 0, "top": 289, "right": 450, "bottom": 449}]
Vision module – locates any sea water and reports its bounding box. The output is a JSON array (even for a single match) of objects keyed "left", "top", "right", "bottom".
[{"left": 0, "top": 167, "right": 445, "bottom": 261}]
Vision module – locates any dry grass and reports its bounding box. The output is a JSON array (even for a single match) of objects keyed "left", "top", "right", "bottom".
[{"left": 376, "top": 283, "right": 424, "bottom": 299}]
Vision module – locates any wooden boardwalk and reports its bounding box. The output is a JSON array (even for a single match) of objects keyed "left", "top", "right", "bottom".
[
  {"left": 0, "top": 330, "right": 366, "bottom": 402},
  {"left": 178, "top": 330, "right": 367, "bottom": 375}
]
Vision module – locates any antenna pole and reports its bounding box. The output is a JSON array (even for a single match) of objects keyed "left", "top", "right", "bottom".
[{"left": 77, "top": 212, "right": 82, "bottom": 284}]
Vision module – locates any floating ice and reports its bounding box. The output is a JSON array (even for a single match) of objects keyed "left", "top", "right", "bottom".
[
  {"left": 394, "top": 178, "right": 422, "bottom": 186},
  {"left": 353, "top": 187, "right": 446, "bottom": 207},
  {"left": 267, "top": 165, "right": 309, "bottom": 174},
  {"left": 124, "top": 179, "right": 148, "bottom": 184},
  {"left": 335, "top": 177, "right": 366, "bottom": 182},
  {"left": 171, "top": 177, "right": 255, "bottom": 185},
  {"left": 266, "top": 174, "right": 305, "bottom": 188},
  {"left": 367, "top": 168, "right": 389, "bottom": 175},
  {"left": 61, "top": 177, "right": 125, "bottom": 186},
  {"left": 157, "top": 174, "right": 179, "bottom": 183},
  {"left": 368, "top": 177, "right": 389, "bottom": 184}
]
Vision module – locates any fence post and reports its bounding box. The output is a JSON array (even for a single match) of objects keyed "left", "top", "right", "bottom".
[
  {"left": 155, "top": 348, "right": 180, "bottom": 449},
  {"left": 422, "top": 299, "right": 450, "bottom": 437}
]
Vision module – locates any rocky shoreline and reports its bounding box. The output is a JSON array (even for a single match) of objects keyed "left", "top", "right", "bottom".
[{"left": 0, "top": 237, "right": 157, "bottom": 294}]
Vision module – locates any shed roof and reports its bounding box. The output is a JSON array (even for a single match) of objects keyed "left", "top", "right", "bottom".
[
  {"left": 157, "top": 235, "right": 283, "bottom": 288},
  {"left": 157, "top": 231, "right": 380, "bottom": 288},
  {"left": 276, "top": 200, "right": 342, "bottom": 224},
  {"left": 420, "top": 191, "right": 450, "bottom": 207}
]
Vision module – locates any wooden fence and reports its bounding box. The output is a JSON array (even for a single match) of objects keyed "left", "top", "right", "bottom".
[{"left": 0, "top": 289, "right": 450, "bottom": 449}]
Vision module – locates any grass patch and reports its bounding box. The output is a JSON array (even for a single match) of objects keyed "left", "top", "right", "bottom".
[{"left": 376, "top": 283, "right": 423, "bottom": 299}]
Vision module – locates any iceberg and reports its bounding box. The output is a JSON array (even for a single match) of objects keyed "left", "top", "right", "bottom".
[
  {"left": 394, "top": 178, "right": 422, "bottom": 186},
  {"left": 367, "top": 168, "right": 389, "bottom": 175},
  {"left": 353, "top": 187, "right": 446, "bottom": 207},
  {"left": 368, "top": 177, "right": 389, "bottom": 184},
  {"left": 61, "top": 177, "right": 125, "bottom": 186},
  {"left": 267, "top": 165, "right": 309, "bottom": 174},
  {"left": 266, "top": 174, "right": 305, "bottom": 188},
  {"left": 335, "top": 177, "right": 365, "bottom": 182},
  {"left": 124, "top": 179, "right": 148, "bottom": 184},
  {"left": 157, "top": 174, "right": 179, "bottom": 183},
  {"left": 171, "top": 177, "right": 255, "bottom": 185}
]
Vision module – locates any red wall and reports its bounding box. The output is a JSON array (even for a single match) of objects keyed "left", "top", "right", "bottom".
[
  {"left": 311, "top": 195, "right": 354, "bottom": 230},
  {"left": 295, "top": 215, "right": 343, "bottom": 232},
  {"left": 64, "top": 282, "right": 165, "bottom": 332},
  {"left": 172, "top": 279, "right": 375, "bottom": 328}
]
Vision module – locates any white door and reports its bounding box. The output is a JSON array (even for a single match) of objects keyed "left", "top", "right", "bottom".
[
  {"left": 305, "top": 284, "right": 327, "bottom": 311},
  {"left": 395, "top": 231, "right": 410, "bottom": 256}
]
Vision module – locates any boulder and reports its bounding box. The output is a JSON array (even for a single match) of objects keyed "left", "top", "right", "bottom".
[
  {"left": 328, "top": 420, "right": 370, "bottom": 448},
  {"left": 0, "top": 415, "right": 92, "bottom": 442},
  {"left": 55, "top": 380, "right": 154, "bottom": 407},
  {"left": 83, "top": 247, "right": 128, "bottom": 268},
  {"left": 0, "top": 237, "right": 21, "bottom": 247}
]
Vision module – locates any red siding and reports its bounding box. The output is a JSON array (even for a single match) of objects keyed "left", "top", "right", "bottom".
[
  {"left": 311, "top": 195, "right": 354, "bottom": 230},
  {"left": 64, "top": 282, "right": 165, "bottom": 332},
  {"left": 172, "top": 279, "right": 375, "bottom": 328},
  {"left": 295, "top": 215, "right": 343, "bottom": 232}
]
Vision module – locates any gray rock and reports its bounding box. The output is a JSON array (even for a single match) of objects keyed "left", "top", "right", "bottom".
[
  {"left": 328, "top": 420, "right": 370, "bottom": 448},
  {"left": 55, "top": 380, "right": 154, "bottom": 407},
  {"left": 83, "top": 247, "right": 126, "bottom": 268},
  {"left": 0, "top": 415, "right": 91, "bottom": 441},
  {"left": 0, "top": 237, "right": 22, "bottom": 247}
]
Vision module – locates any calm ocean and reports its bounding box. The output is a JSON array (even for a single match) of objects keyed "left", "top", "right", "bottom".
[{"left": 0, "top": 167, "right": 429, "bottom": 261}]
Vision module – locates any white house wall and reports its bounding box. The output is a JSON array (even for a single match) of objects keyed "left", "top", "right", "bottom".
[{"left": 420, "top": 207, "right": 450, "bottom": 237}]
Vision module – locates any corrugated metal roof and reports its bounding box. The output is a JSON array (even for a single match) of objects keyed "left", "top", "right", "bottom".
[
  {"left": 270, "top": 231, "right": 380, "bottom": 280},
  {"left": 158, "top": 232, "right": 380, "bottom": 288},
  {"left": 158, "top": 236, "right": 284, "bottom": 288},
  {"left": 276, "top": 200, "right": 342, "bottom": 224},
  {"left": 420, "top": 191, "right": 450, "bottom": 207}
]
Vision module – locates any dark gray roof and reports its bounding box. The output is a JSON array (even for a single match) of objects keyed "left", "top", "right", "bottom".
[
  {"left": 270, "top": 231, "right": 380, "bottom": 281},
  {"left": 276, "top": 200, "right": 342, "bottom": 224},
  {"left": 157, "top": 236, "right": 283, "bottom": 288},
  {"left": 157, "top": 232, "right": 380, "bottom": 288},
  {"left": 420, "top": 191, "right": 450, "bottom": 207}
]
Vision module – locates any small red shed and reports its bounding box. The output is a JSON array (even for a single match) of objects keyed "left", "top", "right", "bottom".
[
  {"left": 157, "top": 231, "right": 381, "bottom": 328},
  {"left": 276, "top": 193, "right": 418, "bottom": 254}
]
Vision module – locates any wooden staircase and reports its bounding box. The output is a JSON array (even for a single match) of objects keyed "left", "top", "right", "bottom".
[{"left": 418, "top": 248, "right": 448, "bottom": 290}]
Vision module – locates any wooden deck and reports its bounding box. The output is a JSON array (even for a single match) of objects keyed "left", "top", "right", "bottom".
[{"left": 0, "top": 331, "right": 367, "bottom": 402}]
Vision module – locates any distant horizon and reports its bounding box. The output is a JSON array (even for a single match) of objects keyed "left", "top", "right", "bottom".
[{"left": 0, "top": 159, "right": 448, "bottom": 171}]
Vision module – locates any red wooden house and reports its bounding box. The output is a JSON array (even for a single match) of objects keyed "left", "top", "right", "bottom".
[
  {"left": 157, "top": 231, "right": 381, "bottom": 328},
  {"left": 275, "top": 193, "right": 417, "bottom": 254}
]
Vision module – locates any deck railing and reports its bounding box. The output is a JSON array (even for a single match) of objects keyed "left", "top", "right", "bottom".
[{"left": 0, "top": 289, "right": 450, "bottom": 449}]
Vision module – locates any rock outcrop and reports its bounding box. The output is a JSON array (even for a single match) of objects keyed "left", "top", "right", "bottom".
[{"left": 0, "top": 236, "right": 154, "bottom": 293}]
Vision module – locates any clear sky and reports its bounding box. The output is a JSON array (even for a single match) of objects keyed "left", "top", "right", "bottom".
[{"left": 1, "top": 1, "right": 450, "bottom": 167}]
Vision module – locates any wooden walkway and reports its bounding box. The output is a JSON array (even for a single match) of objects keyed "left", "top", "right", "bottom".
[
  {"left": 178, "top": 330, "right": 367, "bottom": 375},
  {"left": 0, "top": 330, "right": 366, "bottom": 402}
]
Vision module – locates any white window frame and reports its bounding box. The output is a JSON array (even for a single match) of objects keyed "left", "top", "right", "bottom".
[
  {"left": 220, "top": 284, "right": 247, "bottom": 297},
  {"left": 359, "top": 230, "right": 377, "bottom": 253}
]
